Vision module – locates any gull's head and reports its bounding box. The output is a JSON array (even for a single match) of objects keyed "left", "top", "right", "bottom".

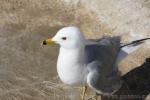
[{"left": 42, "top": 26, "right": 85, "bottom": 49}]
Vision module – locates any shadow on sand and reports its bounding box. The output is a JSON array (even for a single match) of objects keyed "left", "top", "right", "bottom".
[{"left": 101, "top": 57, "right": 150, "bottom": 100}]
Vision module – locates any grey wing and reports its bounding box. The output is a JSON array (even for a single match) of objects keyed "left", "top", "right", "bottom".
[
  {"left": 85, "top": 36, "right": 121, "bottom": 69},
  {"left": 85, "top": 37, "right": 122, "bottom": 94},
  {"left": 86, "top": 61, "right": 122, "bottom": 95}
]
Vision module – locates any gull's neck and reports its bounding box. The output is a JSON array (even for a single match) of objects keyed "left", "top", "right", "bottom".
[{"left": 58, "top": 46, "right": 85, "bottom": 66}]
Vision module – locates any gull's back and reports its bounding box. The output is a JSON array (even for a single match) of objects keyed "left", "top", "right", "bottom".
[
  {"left": 85, "top": 37, "right": 121, "bottom": 75},
  {"left": 85, "top": 37, "right": 122, "bottom": 94}
]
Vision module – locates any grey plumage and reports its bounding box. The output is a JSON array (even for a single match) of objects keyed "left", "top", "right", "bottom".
[
  {"left": 85, "top": 37, "right": 122, "bottom": 95},
  {"left": 85, "top": 37, "right": 150, "bottom": 95}
]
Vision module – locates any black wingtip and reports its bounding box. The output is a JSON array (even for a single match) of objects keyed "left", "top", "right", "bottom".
[
  {"left": 42, "top": 40, "right": 47, "bottom": 45},
  {"left": 131, "top": 41, "right": 145, "bottom": 46},
  {"left": 121, "top": 38, "right": 150, "bottom": 48}
]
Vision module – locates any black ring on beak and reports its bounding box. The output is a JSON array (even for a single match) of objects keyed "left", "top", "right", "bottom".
[{"left": 42, "top": 40, "right": 47, "bottom": 45}]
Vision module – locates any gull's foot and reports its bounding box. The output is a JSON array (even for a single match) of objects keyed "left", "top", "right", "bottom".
[{"left": 88, "top": 93, "right": 100, "bottom": 100}]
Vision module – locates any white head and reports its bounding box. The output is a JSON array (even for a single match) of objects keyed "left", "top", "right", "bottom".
[{"left": 43, "top": 26, "right": 85, "bottom": 49}]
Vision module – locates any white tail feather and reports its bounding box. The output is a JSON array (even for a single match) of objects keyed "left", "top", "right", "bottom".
[{"left": 116, "top": 43, "right": 144, "bottom": 64}]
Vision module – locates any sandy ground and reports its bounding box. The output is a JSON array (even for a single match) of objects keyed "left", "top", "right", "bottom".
[{"left": 0, "top": 0, "right": 150, "bottom": 100}]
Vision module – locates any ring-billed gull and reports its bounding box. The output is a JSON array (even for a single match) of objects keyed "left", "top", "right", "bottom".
[{"left": 42, "top": 26, "right": 150, "bottom": 100}]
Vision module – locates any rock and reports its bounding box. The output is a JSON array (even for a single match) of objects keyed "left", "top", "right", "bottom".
[{"left": 0, "top": 0, "right": 150, "bottom": 100}]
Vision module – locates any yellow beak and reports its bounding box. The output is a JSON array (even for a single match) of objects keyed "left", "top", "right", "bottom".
[{"left": 42, "top": 38, "right": 55, "bottom": 45}]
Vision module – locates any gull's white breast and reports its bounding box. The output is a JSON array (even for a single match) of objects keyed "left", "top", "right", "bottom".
[{"left": 57, "top": 47, "right": 88, "bottom": 86}]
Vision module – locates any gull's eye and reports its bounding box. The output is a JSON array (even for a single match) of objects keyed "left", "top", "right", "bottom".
[{"left": 62, "top": 37, "right": 67, "bottom": 40}]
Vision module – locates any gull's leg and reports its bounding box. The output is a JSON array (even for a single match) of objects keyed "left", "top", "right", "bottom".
[{"left": 81, "top": 86, "right": 87, "bottom": 100}]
